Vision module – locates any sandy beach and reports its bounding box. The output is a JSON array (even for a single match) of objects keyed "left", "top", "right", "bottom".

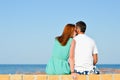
[{"left": 100, "top": 68, "right": 120, "bottom": 74}]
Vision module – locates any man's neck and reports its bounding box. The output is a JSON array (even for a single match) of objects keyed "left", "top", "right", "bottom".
[{"left": 77, "top": 32, "right": 84, "bottom": 34}]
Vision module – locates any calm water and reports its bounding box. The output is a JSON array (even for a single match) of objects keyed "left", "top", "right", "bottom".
[{"left": 0, "top": 64, "right": 120, "bottom": 74}]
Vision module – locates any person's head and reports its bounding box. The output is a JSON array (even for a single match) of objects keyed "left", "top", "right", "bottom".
[
  {"left": 62, "top": 24, "right": 76, "bottom": 38},
  {"left": 57, "top": 24, "right": 75, "bottom": 46},
  {"left": 76, "top": 21, "right": 86, "bottom": 34}
]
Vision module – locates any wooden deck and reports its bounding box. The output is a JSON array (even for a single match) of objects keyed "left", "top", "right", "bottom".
[{"left": 0, "top": 74, "right": 120, "bottom": 80}]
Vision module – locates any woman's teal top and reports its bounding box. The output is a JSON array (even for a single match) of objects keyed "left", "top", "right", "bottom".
[{"left": 46, "top": 38, "right": 72, "bottom": 75}]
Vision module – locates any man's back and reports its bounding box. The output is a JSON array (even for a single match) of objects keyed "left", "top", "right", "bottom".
[
  {"left": 69, "top": 21, "right": 99, "bottom": 75},
  {"left": 74, "top": 34, "right": 98, "bottom": 72}
]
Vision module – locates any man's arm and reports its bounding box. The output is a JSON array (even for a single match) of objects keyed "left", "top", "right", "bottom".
[
  {"left": 92, "top": 54, "right": 98, "bottom": 65},
  {"left": 69, "top": 39, "right": 75, "bottom": 73}
]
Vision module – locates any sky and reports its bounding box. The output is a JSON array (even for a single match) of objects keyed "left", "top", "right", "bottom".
[{"left": 0, "top": 0, "right": 120, "bottom": 64}]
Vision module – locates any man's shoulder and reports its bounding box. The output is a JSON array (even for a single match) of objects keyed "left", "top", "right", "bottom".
[
  {"left": 84, "top": 35, "right": 96, "bottom": 44},
  {"left": 85, "top": 35, "right": 94, "bottom": 40},
  {"left": 74, "top": 34, "right": 95, "bottom": 42},
  {"left": 73, "top": 35, "right": 78, "bottom": 40}
]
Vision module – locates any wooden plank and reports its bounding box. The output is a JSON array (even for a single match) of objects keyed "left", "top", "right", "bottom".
[
  {"left": 77, "top": 75, "right": 86, "bottom": 80},
  {"left": 101, "top": 74, "right": 112, "bottom": 80},
  {"left": 23, "top": 75, "right": 34, "bottom": 80},
  {"left": 61, "top": 75, "right": 73, "bottom": 80},
  {"left": 48, "top": 75, "right": 59, "bottom": 80},
  {"left": 37, "top": 75, "right": 47, "bottom": 80},
  {"left": 114, "top": 74, "right": 120, "bottom": 80},
  {"left": 0, "top": 75, "right": 10, "bottom": 80},
  {"left": 10, "top": 74, "right": 22, "bottom": 80},
  {"left": 89, "top": 74, "right": 100, "bottom": 80}
]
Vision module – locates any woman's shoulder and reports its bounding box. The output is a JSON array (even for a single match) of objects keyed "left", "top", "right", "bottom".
[
  {"left": 54, "top": 38, "right": 61, "bottom": 46},
  {"left": 54, "top": 38, "right": 59, "bottom": 43}
]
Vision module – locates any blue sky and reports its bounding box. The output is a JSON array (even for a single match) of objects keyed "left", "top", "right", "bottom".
[{"left": 0, "top": 0, "right": 120, "bottom": 64}]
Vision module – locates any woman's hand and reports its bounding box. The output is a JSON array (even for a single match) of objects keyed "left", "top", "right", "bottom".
[{"left": 71, "top": 72, "right": 77, "bottom": 80}]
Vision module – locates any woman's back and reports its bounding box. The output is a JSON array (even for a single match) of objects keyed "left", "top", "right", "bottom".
[
  {"left": 46, "top": 38, "right": 72, "bottom": 74},
  {"left": 52, "top": 38, "right": 72, "bottom": 60}
]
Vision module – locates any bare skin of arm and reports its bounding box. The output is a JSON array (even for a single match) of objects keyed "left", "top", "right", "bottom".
[
  {"left": 92, "top": 54, "right": 98, "bottom": 65},
  {"left": 69, "top": 39, "right": 76, "bottom": 73}
]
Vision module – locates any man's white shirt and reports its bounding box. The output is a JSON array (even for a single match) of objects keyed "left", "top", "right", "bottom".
[{"left": 73, "top": 34, "right": 98, "bottom": 72}]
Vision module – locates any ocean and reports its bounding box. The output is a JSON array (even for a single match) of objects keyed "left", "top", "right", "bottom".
[{"left": 0, "top": 64, "right": 120, "bottom": 74}]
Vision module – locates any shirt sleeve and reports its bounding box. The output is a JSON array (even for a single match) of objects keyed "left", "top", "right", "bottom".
[{"left": 93, "top": 41, "right": 98, "bottom": 54}]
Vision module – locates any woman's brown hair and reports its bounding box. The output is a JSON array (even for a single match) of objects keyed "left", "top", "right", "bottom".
[{"left": 56, "top": 24, "right": 75, "bottom": 46}]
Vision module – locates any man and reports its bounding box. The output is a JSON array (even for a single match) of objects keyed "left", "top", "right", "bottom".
[{"left": 69, "top": 21, "right": 99, "bottom": 75}]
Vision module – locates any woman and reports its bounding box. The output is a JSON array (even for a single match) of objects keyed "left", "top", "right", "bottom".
[{"left": 46, "top": 24, "right": 76, "bottom": 75}]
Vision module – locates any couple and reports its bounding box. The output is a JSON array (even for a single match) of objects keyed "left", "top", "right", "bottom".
[{"left": 46, "top": 21, "right": 99, "bottom": 75}]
